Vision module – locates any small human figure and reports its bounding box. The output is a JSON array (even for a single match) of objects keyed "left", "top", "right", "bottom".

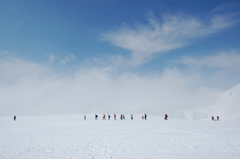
[
  {"left": 95, "top": 114, "right": 98, "bottom": 120},
  {"left": 114, "top": 114, "right": 117, "bottom": 120},
  {"left": 102, "top": 114, "right": 106, "bottom": 120},
  {"left": 123, "top": 114, "right": 125, "bottom": 120},
  {"left": 108, "top": 114, "right": 111, "bottom": 120},
  {"left": 164, "top": 114, "right": 168, "bottom": 120},
  {"left": 217, "top": 116, "right": 219, "bottom": 121},
  {"left": 14, "top": 115, "right": 16, "bottom": 121},
  {"left": 84, "top": 115, "right": 86, "bottom": 120},
  {"left": 120, "top": 114, "right": 123, "bottom": 120},
  {"left": 131, "top": 114, "right": 133, "bottom": 120},
  {"left": 142, "top": 115, "right": 144, "bottom": 120},
  {"left": 211, "top": 116, "right": 214, "bottom": 121},
  {"left": 144, "top": 113, "right": 147, "bottom": 120}
]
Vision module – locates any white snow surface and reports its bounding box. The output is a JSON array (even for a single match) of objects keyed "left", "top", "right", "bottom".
[{"left": 1, "top": 114, "right": 240, "bottom": 159}]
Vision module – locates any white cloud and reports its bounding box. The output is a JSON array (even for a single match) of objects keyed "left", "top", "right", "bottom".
[
  {"left": 209, "top": 3, "right": 238, "bottom": 15},
  {"left": 0, "top": 57, "right": 223, "bottom": 116},
  {"left": 176, "top": 50, "right": 240, "bottom": 90},
  {"left": 48, "top": 53, "right": 76, "bottom": 64},
  {"left": 0, "top": 57, "right": 52, "bottom": 84},
  {"left": 60, "top": 53, "right": 75, "bottom": 64},
  {"left": 179, "top": 51, "right": 240, "bottom": 70},
  {"left": 102, "top": 11, "right": 238, "bottom": 66},
  {"left": 48, "top": 54, "right": 57, "bottom": 64}
]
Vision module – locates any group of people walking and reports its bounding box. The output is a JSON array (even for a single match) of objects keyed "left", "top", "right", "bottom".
[
  {"left": 87, "top": 114, "right": 219, "bottom": 121},
  {"left": 12, "top": 114, "right": 220, "bottom": 121},
  {"left": 87, "top": 114, "right": 169, "bottom": 120},
  {"left": 141, "top": 113, "right": 147, "bottom": 120},
  {"left": 211, "top": 116, "right": 219, "bottom": 121},
  {"left": 94, "top": 114, "right": 133, "bottom": 120}
]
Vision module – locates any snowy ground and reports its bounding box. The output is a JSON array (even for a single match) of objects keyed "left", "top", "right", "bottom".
[{"left": 1, "top": 114, "right": 240, "bottom": 159}]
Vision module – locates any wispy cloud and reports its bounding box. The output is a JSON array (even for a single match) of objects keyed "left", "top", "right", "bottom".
[
  {"left": 179, "top": 50, "right": 240, "bottom": 70},
  {"left": 48, "top": 53, "right": 76, "bottom": 64},
  {"left": 177, "top": 50, "right": 240, "bottom": 89},
  {"left": 60, "top": 53, "right": 75, "bottom": 64},
  {"left": 209, "top": 3, "right": 238, "bottom": 15},
  {"left": 0, "top": 50, "right": 14, "bottom": 56},
  {"left": 102, "top": 10, "right": 238, "bottom": 67},
  {"left": 0, "top": 57, "right": 52, "bottom": 85},
  {"left": 48, "top": 54, "right": 57, "bottom": 64}
]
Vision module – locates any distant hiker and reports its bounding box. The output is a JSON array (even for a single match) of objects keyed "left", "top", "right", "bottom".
[
  {"left": 131, "top": 114, "right": 133, "bottom": 120},
  {"left": 95, "top": 114, "right": 98, "bottom": 120},
  {"left": 142, "top": 115, "right": 144, "bottom": 120},
  {"left": 144, "top": 113, "right": 147, "bottom": 120},
  {"left": 84, "top": 115, "right": 86, "bottom": 120},
  {"left": 120, "top": 114, "right": 123, "bottom": 120},
  {"left": 211, "top": 116, "right": 214, "bottom": 121},
  {"left": 108, "top": 114, "right": 111, "bottom": 120},
  {"left": 103, "top": 114, "right": 106, "bottom": 120},
  {"left": 123, "top": 114, "right": 125, "bottom": 120},
  {"left": 164, "top": 114, "right": 168, "bottom": 120},
  {"left": 217, "top": 116, "right": 219, "bottom": 121},
  {"left": 14, "top": 115, "right": 16, "bottom": 121},
  {"left": 114, "top": 114, "right": 117, "bottom": 120}
]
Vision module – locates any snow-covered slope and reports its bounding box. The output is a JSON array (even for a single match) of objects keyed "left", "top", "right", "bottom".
[
  {"left": 173, "top": 83, "right": 240, "bottom": 119},
  {"left": 209, "top": 83, "right": 240, "bottom": 119},
  {"left": 0, "top": 114, "right": 240, "bottom": 159}
]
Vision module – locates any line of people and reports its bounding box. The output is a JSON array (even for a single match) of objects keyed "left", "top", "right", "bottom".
[
  {"left": 94, "top": 114, "right": 134, "bottom": 120},
  {"left": 12, "top": 114, "right": 219, "bottom": 121},
  {"left": 11, "top": 114, "right": 219, "bottom": 121},
  {"left": 85, "top": 113, "right": 169, "bottom": 120}
]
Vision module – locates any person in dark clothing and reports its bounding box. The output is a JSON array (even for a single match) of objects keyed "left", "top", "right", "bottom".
[
  {"left": 217, "top": 116, "right": 219, "bottom": 121},
  {"left": 144, "top": 113, "right": 147, "bottom": 120},
  {"left": 164, "top": 114, "right": 168, "bottom": 120},
  {"left": 14, "top": 115, "right": 16, "bottom": 121},
  {"left": 211, "top": 116, "right": 214, "bottom": 121},
  {"left": 95, "top": 114, "right": 98, "bottom": 120},
  {"left": 108, "top": 114, "right": 111, "bottom": 120},
  {"left": 131, "top": 114, "right": 133, "bottom": 120},
  {"left": 102, "top": 114, "right": 106, "bottom": 120}
]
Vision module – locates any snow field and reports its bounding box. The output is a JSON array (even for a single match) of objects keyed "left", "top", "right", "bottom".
[{"left": 0, "top": 114, "right": 240, "bottom": 159}]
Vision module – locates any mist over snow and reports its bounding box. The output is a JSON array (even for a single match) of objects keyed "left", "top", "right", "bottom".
[
  {"left": 0, "top": 57, "right": 224, "bottom": 116},
  {"left": 2, "top": 52, "right": 240, "bottom": 117},
  {"left": 173, "top": 83, "right": 240, "bottom": 119},
  {"left": 209, "top": 83, "right": 240, "bottom": 119}
]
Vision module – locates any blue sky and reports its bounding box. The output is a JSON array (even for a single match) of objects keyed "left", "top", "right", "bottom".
[{"left": 0, "top": 0, "right": 240, "bottom": 116}]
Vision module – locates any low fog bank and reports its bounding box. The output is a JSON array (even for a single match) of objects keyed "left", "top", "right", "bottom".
[{"left": 173, "top": 83, "right": 240, "bottom": 119}]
